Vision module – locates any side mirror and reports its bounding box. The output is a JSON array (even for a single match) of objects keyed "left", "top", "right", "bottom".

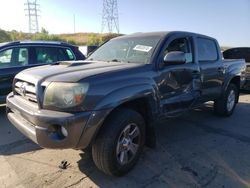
[{"left": 163, "top": 51, "right": 186, "bottom": 65}]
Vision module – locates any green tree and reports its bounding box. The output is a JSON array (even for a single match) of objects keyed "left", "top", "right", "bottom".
[
  {"left": 87, "top": 34, "right": 103, "bottom": 45},
  {"left": 101, "top": 33, "right": 122, "bottom": 43},
  {"left": 0, "top": 29, "right": 11, "bottom": 42},
  {"left": 41, "top": 27, "right": 49, "bottom": 34}
]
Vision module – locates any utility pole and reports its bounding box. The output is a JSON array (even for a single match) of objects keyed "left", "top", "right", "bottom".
[
  {"left": 24, "top": 0, "right": 40, "bottom": 33},
  {"left": 73, "top": 14, "right": 76, "bottom": 33},
  {"left": 101, "top": 0, "right": 119, "bottom": 33}
]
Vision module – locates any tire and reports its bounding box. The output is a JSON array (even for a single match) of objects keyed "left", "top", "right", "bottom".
[
  {"left": 92, "top": 108, "right": 145, "bottom": 176},
  {"left": 214, "top": 84, "right": 238, "bottom": 116},
  {"left": 81, "top": 146, "right": 92, "bottom": 154}
]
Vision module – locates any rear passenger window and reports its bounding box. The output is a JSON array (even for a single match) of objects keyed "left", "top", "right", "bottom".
[
  {"left": 35, "top": 47, "right": 74, "bottom": 64},
  {"left": 197, "top": 38, "right": 218, "bottom": 62}
]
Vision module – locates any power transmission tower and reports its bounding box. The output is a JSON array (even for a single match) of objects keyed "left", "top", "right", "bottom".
[
  {"left": 25, "top": 0, "right": 40, "bottom": 33},
  {"left": 101, "top": 0, "right": 119, "bottom": 33}
]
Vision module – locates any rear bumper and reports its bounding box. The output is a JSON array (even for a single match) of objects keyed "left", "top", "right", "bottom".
[{"left": 6, "top": 93, "right": 110, "bottom": 149}]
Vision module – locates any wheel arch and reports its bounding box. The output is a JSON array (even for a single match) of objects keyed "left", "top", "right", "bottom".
[
  {"left": 223, "top": 76, "right": 240, "bottom": 102},
  {"left": 92, "top": 95, "right": 158, "bottom": 149}
]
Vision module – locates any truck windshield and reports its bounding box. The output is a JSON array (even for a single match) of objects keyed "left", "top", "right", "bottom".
[{"left": 87, "top": 36, "right": 161, "bottom": 64}]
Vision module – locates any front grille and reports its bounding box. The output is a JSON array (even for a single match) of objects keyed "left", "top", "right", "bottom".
[{"left": 15, "top": 80, "right": 37, "bottom": 103}]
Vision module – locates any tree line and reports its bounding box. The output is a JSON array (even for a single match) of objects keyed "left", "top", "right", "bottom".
[{"left": 0, "top": 28, "right": 122, "bottom": 46}]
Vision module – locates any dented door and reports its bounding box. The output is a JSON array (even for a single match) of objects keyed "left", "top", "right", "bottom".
[
  {"left": 158, "top": 64, "right": 201, "bottom": 114},
  {"left": 157, "top": 36, "right": 201, "bottom": 115}
]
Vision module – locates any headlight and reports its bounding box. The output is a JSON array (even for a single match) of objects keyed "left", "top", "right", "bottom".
[{"left": 43, "top": 82, "right": 89, "bottom": 109}]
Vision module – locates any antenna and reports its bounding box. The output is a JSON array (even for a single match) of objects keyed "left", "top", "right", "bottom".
[
  {"left": 101, "top": 0, "right": 119, "bottom": 33},
  {"left": 24, "top": 0, "right": 40, "bottom": 33}
]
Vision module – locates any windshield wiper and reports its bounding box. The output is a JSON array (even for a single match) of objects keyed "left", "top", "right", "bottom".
[
  {"left": 109, "top": 59, "right": 119, "bottom": 62},
  {"left": 108, "top": 59, "right": 130, "bottom": 63}
]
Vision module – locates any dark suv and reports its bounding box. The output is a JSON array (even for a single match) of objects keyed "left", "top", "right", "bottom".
[
  {"left": 0, "top": 41, "right": 85, "bottom": 104},
  {"left": 223, "top": 47, "right": 250, "bottom": 90}
]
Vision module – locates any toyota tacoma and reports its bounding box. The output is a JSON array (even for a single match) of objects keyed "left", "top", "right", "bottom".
[{"left": 6, "top": 31, "right": 246, "bottom": 176}]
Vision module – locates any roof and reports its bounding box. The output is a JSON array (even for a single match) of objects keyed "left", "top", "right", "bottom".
[
  {"left": 0, "top": 42, "right": 10, "bottom": 47},
  {"left": 0, "top": 40, "right": 76, "bottom": 48},
  {"left": 113, "top": 31, "right": 216, "bottom": 41}
]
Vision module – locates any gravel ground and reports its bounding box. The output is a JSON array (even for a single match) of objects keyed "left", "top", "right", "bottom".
[{"left": 0, "top": 94, "right": 250, "bottom": 188}]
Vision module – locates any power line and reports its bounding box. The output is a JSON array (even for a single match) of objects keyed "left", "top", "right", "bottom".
[
  {"left": 101, "top": 0, "right": 119, "bottom": 33},
  {"left": 24, "top": 0, "right": 40, "bottom": 33}
]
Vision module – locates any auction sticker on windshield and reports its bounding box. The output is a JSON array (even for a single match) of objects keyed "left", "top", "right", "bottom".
[{"left": 133, "top": 45, "right": 152, "bottom": 52}]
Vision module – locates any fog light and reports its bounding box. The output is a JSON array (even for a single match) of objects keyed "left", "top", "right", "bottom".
[{"left": 61, "top": 126, "right": 68, "bottom": 137}]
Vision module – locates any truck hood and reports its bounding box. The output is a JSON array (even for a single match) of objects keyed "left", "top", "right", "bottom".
[{"left": 15, "top": 61, "right": 143, "bottom": 83}]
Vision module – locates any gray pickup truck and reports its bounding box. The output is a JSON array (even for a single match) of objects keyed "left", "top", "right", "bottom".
[{"left": 6, "top": 31, "right": 246, "bottom": 176}]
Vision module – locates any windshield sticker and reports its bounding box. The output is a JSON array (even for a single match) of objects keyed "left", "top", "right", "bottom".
[{"left": 133, "top": 45, "right": 152, "bottom": 52}]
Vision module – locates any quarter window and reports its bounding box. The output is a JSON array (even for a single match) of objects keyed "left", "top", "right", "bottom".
[
  {"left": 197, "top": 38, "right": 218, "bottom": 62},
  {"left": 66, "top": 49, "right": 75, "bottom": 60}
]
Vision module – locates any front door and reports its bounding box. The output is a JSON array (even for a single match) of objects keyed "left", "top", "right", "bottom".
[{"left": 157, "top": 36, "right": 201, "bottom": 115}]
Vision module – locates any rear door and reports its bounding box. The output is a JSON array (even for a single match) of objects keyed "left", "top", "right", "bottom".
[
  {"left": 157, "top": 35, "right": 202, "bottom": 115},
  {"left": 195, "top": 37, "right": 224, "bottom": 100},
  {"left": 0, "top": 46, "right": 31, "bottom": 102}
]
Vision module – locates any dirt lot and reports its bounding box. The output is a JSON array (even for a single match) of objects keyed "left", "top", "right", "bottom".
[{"left": 1, "top": 94, "right": 250, "bottom": 188}]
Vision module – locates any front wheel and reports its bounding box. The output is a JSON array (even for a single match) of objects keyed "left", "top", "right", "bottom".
[
  {"left": 92, "top": 108, "right": 145, "bottom": 176},
  {"left": 214, "top": 84, "right": 238, "bottom": 116}
]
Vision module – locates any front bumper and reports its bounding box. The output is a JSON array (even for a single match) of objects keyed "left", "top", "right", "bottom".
[{"left": 6, "top": 93, "right": 110, "bottom": 149}]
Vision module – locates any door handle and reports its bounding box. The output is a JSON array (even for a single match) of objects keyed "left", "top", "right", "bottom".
[
  {"left": 192, "top": 70, "right": 199, "bottom": 74},
  {"left": 218, "top": 67, "right": 225, "bottom": 73},
  {"left": 192, "top": 70, "right": 200, "bottom": 79}
]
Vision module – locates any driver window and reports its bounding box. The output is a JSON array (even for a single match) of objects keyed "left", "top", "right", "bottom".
[
  {"left": 165, "top": 38, "right": 189, "bottom": 53},
  {"left": 164, "top": 38, "right": 193, "bottom": 63}
]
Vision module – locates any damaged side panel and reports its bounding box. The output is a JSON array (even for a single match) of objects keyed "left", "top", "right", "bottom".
[{"left": 157, "top": 64, "right": 201, "bottom": 115}]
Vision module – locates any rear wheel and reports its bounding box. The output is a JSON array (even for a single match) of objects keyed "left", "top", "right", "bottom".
[
  {"left": 92, "top": 108, "right": 145, "bottom": 176},
  {"left": 214, "top": 84, "right": 238, "bottom": 116}
]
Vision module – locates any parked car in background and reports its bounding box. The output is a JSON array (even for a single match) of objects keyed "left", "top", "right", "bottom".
[
  {"left": 223, "top": 47, "right": 250, "bottom": 90},
  {"left": 0, "top": 41, "right": 85, "bottom": 104}
]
